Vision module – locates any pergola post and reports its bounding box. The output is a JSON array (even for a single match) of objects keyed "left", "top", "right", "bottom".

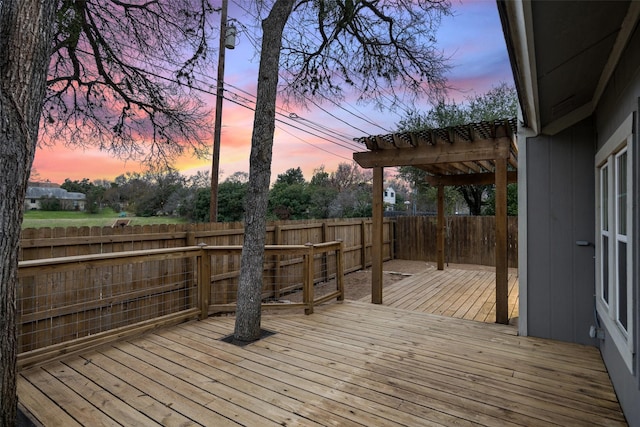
[
  {"left": 495, "top": 157, "right": 509, "bottom": 324},
  {"left": 437, "top": 184, "right": 445, "bottom": 270},
  {"left": 353, "top": 119, "right": 517, "bottom": 314},
  {"left": 371, "top": 166, "right": 384, "bottom": 304}
]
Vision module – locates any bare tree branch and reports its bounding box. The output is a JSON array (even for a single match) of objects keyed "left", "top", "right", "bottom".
[
  {"left": 277, "top": 0, "right": 452, "bottom": 106},
  {"left": 43, "top": 0, "right": 218, "bottom": 167}
]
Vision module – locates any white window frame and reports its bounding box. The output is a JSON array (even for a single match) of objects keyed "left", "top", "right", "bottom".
[
  {"left": 595, "top": 114, "right": 634, "bottom": 372},
  {"left": 599, "top": 164, "right": 610, "bottom": 309}
]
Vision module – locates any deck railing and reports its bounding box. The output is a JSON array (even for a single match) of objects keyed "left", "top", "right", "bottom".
[{"left": 16, "top": 241, "right": 344, "bottom": 369}]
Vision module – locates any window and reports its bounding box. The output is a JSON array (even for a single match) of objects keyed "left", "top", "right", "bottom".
[
  {"left": 595, "top": 114, "right": 634, "bottom": 372},
  {"left": 599, "top": 165, "right": 609, "bottom": 305},
  {"left": 615, "top": 149, "right": 629, "bottom": 331}
]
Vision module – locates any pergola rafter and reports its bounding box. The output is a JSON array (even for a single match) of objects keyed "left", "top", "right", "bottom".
[{"left": 353, "top": 118, "right": 517, "bottom": 324}]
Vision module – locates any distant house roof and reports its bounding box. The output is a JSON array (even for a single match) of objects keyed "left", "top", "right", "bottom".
[{"left": 26, "top": 187, "right": 85, "bottom": 201}]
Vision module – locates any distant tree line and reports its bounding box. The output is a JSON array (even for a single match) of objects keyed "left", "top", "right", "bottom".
[
  {"left": 53, "top": 162, "right": 412, "bottom": 222},
  {"left": 52, "top": 153, "right": 517, "bottom": 222}
]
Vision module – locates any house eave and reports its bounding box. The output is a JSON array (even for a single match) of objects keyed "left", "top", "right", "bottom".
[{"left": 497, "top": 0, "right": 540, "bottom": 135}]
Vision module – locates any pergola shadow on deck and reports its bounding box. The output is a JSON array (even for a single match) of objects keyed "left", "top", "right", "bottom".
[
  {"left": 361, "top": 265, "right": 520, "bottom": 325},
  {"left": 18, "top": 301, "right": 625, "bottom": 426},
  {"left": 353, "top": 118, "right": 518, "bottom": 324}
]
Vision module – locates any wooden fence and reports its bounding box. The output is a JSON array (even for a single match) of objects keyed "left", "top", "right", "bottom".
[
  {"left": 15, "top": 216, "right": 517, "bottom": 365},
  {"left": 20, "top": 216, "right": 517, "bottom": 270},
  {"left": 394, "top": 216, "right": 518, "bottom": 268},
  {"left": 19, "top": 218, "right": 394, "bottom": 272}
]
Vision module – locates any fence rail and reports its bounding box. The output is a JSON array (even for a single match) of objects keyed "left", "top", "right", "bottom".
[{"left": 17, "top": 242, "right": 345, "bottom": 370}]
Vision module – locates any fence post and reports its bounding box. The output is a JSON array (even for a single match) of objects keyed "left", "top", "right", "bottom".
[
  {"left": 273, "top": 225, "right": 282, "bottom": 299},
  {"left": 321, "top": 221, "right": 329, "bottom": 283},
  {"left": 198, "top": 245, "right": 210, "bottom": 320},
  {"left": 304, "top": 243, "right": 314, "bottom": 315},
  {"left": 336, "top": 240, "right": 345, "bottom": 301},
  {"left": 360, "top": 219, "right": 367, "bottom": 270}
]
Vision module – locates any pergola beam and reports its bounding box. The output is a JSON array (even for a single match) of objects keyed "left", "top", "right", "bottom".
[
  {"left": 426, "top": 170, "right": 518, "bottom": 186},
  {"left": 353, "top": 137, "right": 511, "bottom": 168}
]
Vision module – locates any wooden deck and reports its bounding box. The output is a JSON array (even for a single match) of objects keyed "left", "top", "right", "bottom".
[
  {"left": 364, "top": 266, "right": 519, "bottom": 324},
  {"left": 18, "top": 300, "right": 626, "bottom": 426}
]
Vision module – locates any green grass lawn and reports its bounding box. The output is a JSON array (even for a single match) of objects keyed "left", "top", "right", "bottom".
[{"left": 22, "top": 208, "right": 187, "bottom": 229}]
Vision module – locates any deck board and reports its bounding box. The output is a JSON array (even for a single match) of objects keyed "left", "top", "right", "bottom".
[
  {"left": 19, "top": 299, "right": 626, "bottom": 426},
  {"left": 361, "top": 266, "right": 520, "bottom": 324}
]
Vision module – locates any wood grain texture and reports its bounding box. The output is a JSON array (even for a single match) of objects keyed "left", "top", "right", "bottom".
[{"left": 19, "top": 300, "right": 625, "bottom": 426}]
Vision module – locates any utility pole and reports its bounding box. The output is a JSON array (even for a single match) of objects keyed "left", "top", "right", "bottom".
[{"left": 209, "top": 0, "right": 229, "bottom": 222}]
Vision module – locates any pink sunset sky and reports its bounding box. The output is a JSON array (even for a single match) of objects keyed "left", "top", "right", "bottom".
[{"left": 32, "top": 0, "right": 514, "bottom": 185}]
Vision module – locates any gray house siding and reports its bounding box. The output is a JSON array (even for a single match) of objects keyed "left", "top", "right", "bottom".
[
  {"left": 525, "top": 119, "right": 597, "bottom": 346},
  {"left": 601, "top": 335, "right": 639, "bottom": 425},
  {"left": 592, "top": 22, "right": 640, "bottom": 426}
]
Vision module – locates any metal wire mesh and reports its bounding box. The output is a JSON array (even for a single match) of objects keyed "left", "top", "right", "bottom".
[
  {"left": 207, "top": 243, "right": 343, "bottom": 313},
  {"left": 16, "top": 243, "right": 344, "bottom": 354},
  {"left": 17, "top": 254, "right": 197, "bottom": 353}
]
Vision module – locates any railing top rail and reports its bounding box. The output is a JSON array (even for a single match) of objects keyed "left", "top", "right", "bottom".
[
  {"left": 310, "top": 241, "right": 343, "bottom": 249},
  {"left": 18, "top": 242, "right": 345, "bottom": 275},
  {"left": 18, "top": 246, "right": 201, "bottom": 275},
  {"left": 201, "top": 241, "right": 343, "bottom": 252}
]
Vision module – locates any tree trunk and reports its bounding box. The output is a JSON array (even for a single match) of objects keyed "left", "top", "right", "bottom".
[
  {"left": 234, "top": 0, "right": 295, "bottom": 342},
  {"left": 0, "top": 1, "right": 57, "bottom": 424},
  {"left": 457, "top": 185, "right": 486, "bottom": 216}
]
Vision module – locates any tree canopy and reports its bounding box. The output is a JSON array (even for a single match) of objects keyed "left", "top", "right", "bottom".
[
  {"left": 396, "top": 83, "right": 518, "bottom": 215},
  {"left": 276, "top": 0, "right": 452, "bottom": 105},
  {"left": 44, "top": 0, "right": 218, "bottom": 166}
]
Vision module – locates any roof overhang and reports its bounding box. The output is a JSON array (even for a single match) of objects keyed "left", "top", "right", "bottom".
[{"left": 498, "top": 0, "right": 638, "bottom": 136}]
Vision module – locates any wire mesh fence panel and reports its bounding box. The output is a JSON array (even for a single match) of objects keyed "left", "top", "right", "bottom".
[
  {"left": 17, "top": 251, "right": 197, "bottom": 353},
  {"left": 207, "top": 243, "right": 344, "bottom": 314},
  {"left": 207, "top": 247, "right": 307, "bottom": 312},
  {"left": 16, "top": 242, "right": 345, "bottom": 356},
  {"left": 310, "top": 247, "right": 341, "bottom": 302},
  {"left": 209, "top": 250, "right": 242, "bottom": 306}
]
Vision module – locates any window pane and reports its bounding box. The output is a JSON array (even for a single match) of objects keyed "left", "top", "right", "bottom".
[
  {"left": 602, "top": 235, "right": 609, "bottom": 304},
  {"left": 617, "top": 151, "right": 627, "bottom": 235},
  {"left": 617, "top": 241, "right": 627, "bottom": 330},
  {"left": 601, "top": 166, "right": 608, "bottom": 231}
]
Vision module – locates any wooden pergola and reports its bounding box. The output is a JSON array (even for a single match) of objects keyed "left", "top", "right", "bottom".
[{"left": 353, "top": 118, "right": 517, "bottom": 324}]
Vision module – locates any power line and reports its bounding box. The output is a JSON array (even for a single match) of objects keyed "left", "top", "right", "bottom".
[
  {"left": 320, "top": 95, "right": 393, "bottom": 134},
  {"left": 286, "top": 113, "right": 363, "bottom": 150},
  {"left": 209, "top": 86, "right": 360, "bottom": 157},
  {"left": 275, "top": 124, "right": 353, "bottom": 162},
  {"left": 70, "top": 46, "right": 359, "bottom": 157},
  {"left": 307, "top": 98, "right": 371, "bottom": 136},
  {"left": 85, "top": 34, "right": 400, "bottom": 139},
  {"left": 71, "top": 36, "right": 407, "bottom": 156}
]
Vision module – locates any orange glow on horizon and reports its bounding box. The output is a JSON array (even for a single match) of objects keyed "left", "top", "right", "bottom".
[{"left": 30, "top": 0, "right": 512, "bottom": 186}]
